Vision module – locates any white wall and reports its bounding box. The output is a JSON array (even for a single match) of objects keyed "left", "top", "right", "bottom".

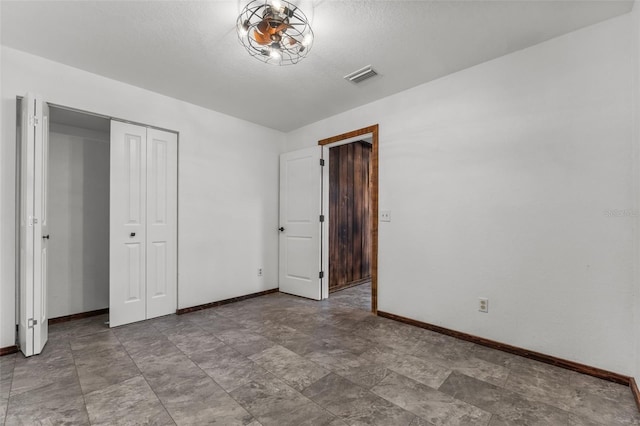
[
  {"left": 0, "top": 47, "right": 285, "bottom": 348},
  {"left": 632, "top": 1, "right": 640, "bottom": 383},
  {"left": 48, "top": 123, "right": 110, "bottom": 318},
  {"left": 288, "top": 14, "right": 637, "bottom": 375}
]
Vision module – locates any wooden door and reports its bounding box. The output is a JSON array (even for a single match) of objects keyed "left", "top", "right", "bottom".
[{"left": 329, "top": 141, "right": 371, "bottom": 292}]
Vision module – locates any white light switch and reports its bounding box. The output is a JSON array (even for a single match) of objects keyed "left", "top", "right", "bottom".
[{"left": 380, "top": 210, "right": 391, "bottom": 222}]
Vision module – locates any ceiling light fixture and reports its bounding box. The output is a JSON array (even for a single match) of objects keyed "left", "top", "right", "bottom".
[{"left": 237, "top": 0, "right": 314, "bottom": 65}]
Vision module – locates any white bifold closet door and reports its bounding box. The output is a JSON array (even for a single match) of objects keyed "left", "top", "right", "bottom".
[
  {"left": 110, "top": 121, "right": 177, "bottom": 327},
  {"left": 19, "top": 93, "right": 50, "bottom": 357}
]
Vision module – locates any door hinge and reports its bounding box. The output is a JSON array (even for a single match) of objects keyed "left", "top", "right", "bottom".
[
  {"left": 28, "top": 115, "right": 39, "bottom": 127},
  {"left": 319, "top": 271, "right": 324, "bottom": 279},
  {"left": 27, "top": 318, "right": 38, "bottom": 329},
  {"left": 320, "top": 159, "right": 325, "bottom": 166},
  {"left": 319, "top": 214, "right": 325, "bottom": 222},
  {"left": 28, "top": 216, "right": 38, "bottom": 226}
]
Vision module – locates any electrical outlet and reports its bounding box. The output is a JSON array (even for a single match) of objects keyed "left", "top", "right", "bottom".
[
  {"left": 257, "top": 268, "right": 263, "bottom": 277},
  {"left": 479, "top": 297, "right": 488, "bottom": 313},
  {"left": 380, "top": 210, "right": 391, "bottom": 222}
]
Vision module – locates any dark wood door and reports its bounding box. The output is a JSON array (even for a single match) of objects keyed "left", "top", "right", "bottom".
[{"left": 329, "top": 141, "right": 371, "bottom": 292}]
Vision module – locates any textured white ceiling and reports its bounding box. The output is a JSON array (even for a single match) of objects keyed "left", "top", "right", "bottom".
[{"left": 1, "top": 1, "right": 633, "bottom": 132}]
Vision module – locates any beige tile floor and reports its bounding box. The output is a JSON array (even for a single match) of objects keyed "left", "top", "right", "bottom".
[{"left": 1, "top": 284, "right": 639, "bottom": 425}]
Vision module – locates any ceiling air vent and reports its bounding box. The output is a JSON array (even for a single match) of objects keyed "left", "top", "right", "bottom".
[{"left": 344, "top": 65, "right": 378, "bottom": 84}]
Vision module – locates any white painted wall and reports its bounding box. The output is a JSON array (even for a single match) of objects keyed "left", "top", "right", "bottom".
[
  {"left": 0, "top": 47, "right": 285, "bottom": 348},
  {"left": 288, "top": 14, "right": 637, "bottom": 375},
  {"left": 48, "top": 123, "right": 110, "bottom": 318},
  {"left": 2, "top": 11, "right": 637, "bottom": 379},
  {"left": 632, "top": 1, "right": 640, "bottom": 384}
]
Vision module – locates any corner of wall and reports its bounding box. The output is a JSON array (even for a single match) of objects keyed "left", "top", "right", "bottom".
[{"left": 632, "top": 0, "right": 640, "bottom": 383}]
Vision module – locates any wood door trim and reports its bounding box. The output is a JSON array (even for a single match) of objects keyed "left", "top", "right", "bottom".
[{"left": 319, "top": 124, "right": 379, "bottom": 313}]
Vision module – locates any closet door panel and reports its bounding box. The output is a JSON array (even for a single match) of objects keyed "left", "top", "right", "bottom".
[
  {"left": 19, "top": 94, "right": 36, "bottom": 356},
  {"left": 34, "top": 101, "right": 50, "bottom": 353},
  {"left": 110, "top": 121, "right": 147, "bottom": 327},
  {"left": 146, "top": 128, "right": 177, "bottom": 319}
]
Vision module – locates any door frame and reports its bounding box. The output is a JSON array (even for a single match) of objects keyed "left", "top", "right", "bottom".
[{"left": 319, "top": 124, "right": 379, "bottom": 313}]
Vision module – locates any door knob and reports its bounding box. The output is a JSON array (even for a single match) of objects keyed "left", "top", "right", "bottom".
[
  {"left": 130, "top": 232, "right": 136, "bottom": 237},
  {"left": 42, "top": 234, "right": 50, "bottom": 239},
  {"left": 278, "top": 227, "right": 285, "bottom": 232}
]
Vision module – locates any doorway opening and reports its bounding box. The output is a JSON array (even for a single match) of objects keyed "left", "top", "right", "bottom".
[
  {"left": 48, "top": 107, "right": 111, "bottom": 322},
  {"left": 328, "top": 140, "right": 371, "bottom": 293},
  {"left": 319, "top": 125, "right": 379, "bottom": 313},
  {"left": 16, "top": 94, "right": 179, "bottom": 356},
  {"left": 17, "top": 100, "right": 112, "bottom": 322}
]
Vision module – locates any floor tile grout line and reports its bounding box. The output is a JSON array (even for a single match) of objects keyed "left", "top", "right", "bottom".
[
  {"left": 281, "top": 293, "right": 513, "bottom": 424},
  {"left": 170, "top": 332, "right": 263, "bottom": 424},
  {"left": 111, "top": 327, "right": 178, "bottom": 426},
  {"left": 177, "top": 302, "right": 370, "bottom": 425},
  {"left": 367, "top": 371, "right": 482, "bottom": 426},
  {"left": 10, "top": 286, "right": 639, "bottom": 425},
  {"left": 220, "top": 288, "right": 632, "bottom": 424},
  {"left": 440, "top": 365, "right": 612, "bottom": 426},
  {"left": 256, "top": 305, "right": 440, "bottom": 425},
  {"left": 68, "top": 341, "right": 94, "bottom": 425},
  {"left": 2, "top": 354, "right": 17, "bottom": 426},
  {"left": 149, "top": 291, "right": 598, "bottom": 426},
  {"left": 314, "top": 371, "right": 439, "bottom": 426},
  {"left": 148, "top": 316, "right": 296, "bottom": 425},
  {"left": 69, "top": 324, "right": 145, "bottom": 398}
]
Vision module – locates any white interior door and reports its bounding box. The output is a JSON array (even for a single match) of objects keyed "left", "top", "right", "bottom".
[
  {"left": 33, "top": 101, "right": 49, "bottom": 352},
  {"left": 279, "top": 147, "right": 323, "bottom": 300},
  {"left": 145, "top": 128, "right": 177, "bottom": 319},
  {"left": 18, "top": 93, "right": 49, "bottom": 356},
  {"left": 110, "top": 121, "right": 147, "bottom": 327},
  {"left": 19, "top": 94, "right": 36, "bottom": 356}
]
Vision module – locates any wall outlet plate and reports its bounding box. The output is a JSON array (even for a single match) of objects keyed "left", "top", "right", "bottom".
[
  {"left": 257, "top": 268, "right": 263, "bottom": 277},
  {"left": 479, "top": 297, "right": 488, "bottom": 313},
  {"left": 380, "top": 210, "right": 391, "bottom": 222}
]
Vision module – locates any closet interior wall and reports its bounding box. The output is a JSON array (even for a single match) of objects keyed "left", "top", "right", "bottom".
[{"left": 48, "top": 107, "right": 110, "bottom": 319}]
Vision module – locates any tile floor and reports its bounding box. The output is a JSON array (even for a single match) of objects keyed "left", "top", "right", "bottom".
[{"left": 1, "top": 284, "right": 639, "bottom": 425}]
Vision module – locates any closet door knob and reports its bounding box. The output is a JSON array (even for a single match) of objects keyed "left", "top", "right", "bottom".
[
  {"left": 42, "top": 235, "right": 50, "bottom": 240},
  {"left": 130, "top": 232, "right": 136, "bottom": 237},
  {"left": 278, "top": 227, "right": 285, "bottom": 232}
]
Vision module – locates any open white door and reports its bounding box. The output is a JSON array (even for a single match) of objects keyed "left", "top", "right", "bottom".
[
  {"left": 145, "top": 128, "right": 178, "bottom": 320},
  {"left": 34, "top": 101, "right": 49, "bottom": 352},
  {"left": 279, "top": 147, "right": 323, "bottom": 300},
  {"left": 18, "top": 94, "right": 49, "bottom": 356},
  {"left": 110, "top": 121, "right": 147, "bottom": 327},
  {"left": 19, "top": 94, "right": 36, "bottom": 356}
]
